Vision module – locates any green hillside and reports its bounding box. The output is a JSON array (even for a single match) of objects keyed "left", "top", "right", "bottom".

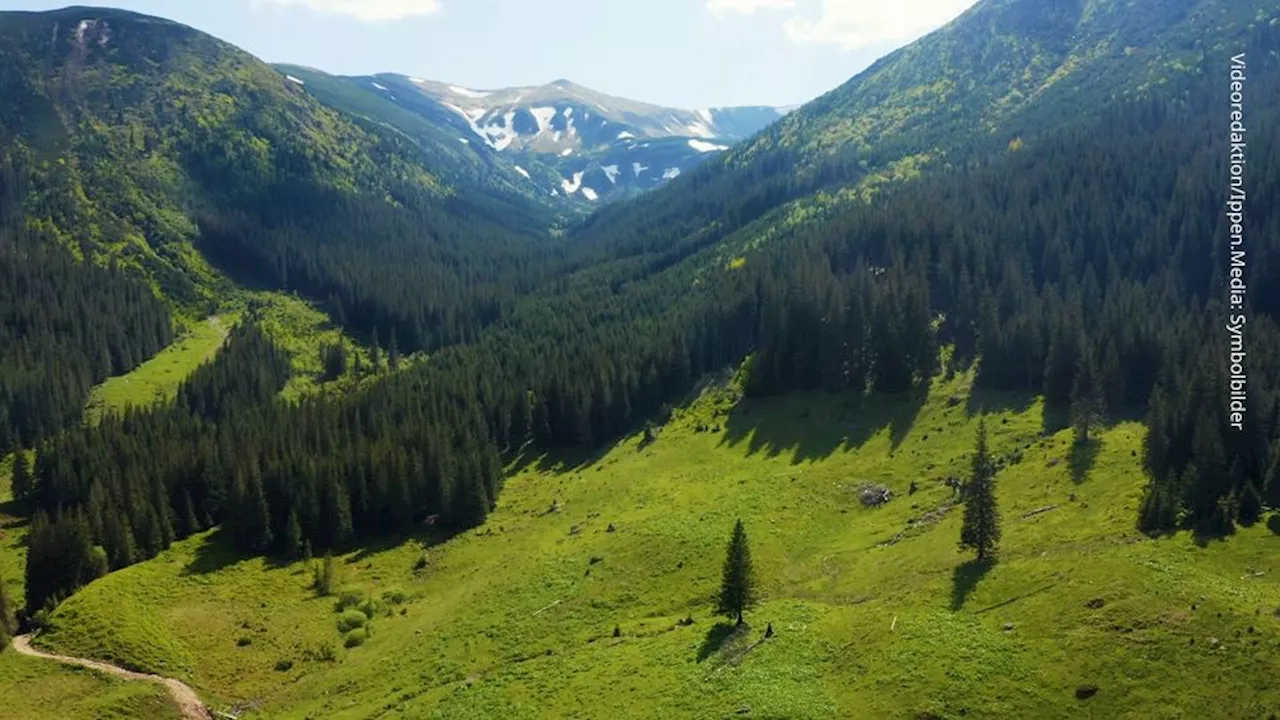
[
  {"left": 31, "top": 368, "right": 1280, "bottom": 718},
  {"left": 2, "top": 0, "right": 1280, "bottom": 718}
]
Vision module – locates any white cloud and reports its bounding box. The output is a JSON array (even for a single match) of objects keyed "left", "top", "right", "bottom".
[
  {"left": 784, "top": 0, "right": 976, "bottom": 49},
  {"left": 709, "top": 0, "right": 976, "bottom": 50},
  {"left": 706, "top": 0, "right": 796, "bottom": 17},
  {"left": 253, "top": 0, "right": 442, "bottom": 22}
]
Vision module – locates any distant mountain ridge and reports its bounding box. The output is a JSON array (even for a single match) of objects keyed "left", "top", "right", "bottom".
[{"left": 275, "top": 67, "right": 796, "bottom": 206}]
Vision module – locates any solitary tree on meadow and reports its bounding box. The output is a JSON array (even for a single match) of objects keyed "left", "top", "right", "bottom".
[
  {"left": 960, "top": 419, "right": 1001, "bottom": 562},
  {"left": 1070, "top": 343, "right": 1106, "bottom": 445},
  {"left": 715, "top": 519, "right": 758, "bottom": 625}
]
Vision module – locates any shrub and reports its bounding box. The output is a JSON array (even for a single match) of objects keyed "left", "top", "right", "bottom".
[
  {"left": 382, "top": 588, "right": 408, "bottom": 605},
  {"left": 302, "top": 641, "right": 337, "bottom": 662},
  {"left": 334, "top": 587, "right": 367, "bottom": 612},
  {"left": 274, "top": 659, "right": 294, "bottom": 672},
  {"left": 336, "top": 609, "right": 367, "bottom": 633},
  {"left": 413, "top": 554, "right": 428, "bottom": 572},
  {"left": 357, "top": 598, "right": 382, "bottom": 620},
  {"left": 236, "top": 636, "right": 253, "bottom": 647},
  {"left": 344, "top": 628, "right": 367, "bottom": 648}
]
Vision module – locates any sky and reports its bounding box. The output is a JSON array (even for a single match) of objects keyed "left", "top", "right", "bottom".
[{"left": 0, "top": 0, "right": 978, "bottom": 108}]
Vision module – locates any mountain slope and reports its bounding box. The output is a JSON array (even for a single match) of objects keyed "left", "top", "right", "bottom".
[
  {"left": 575, "top": 0, "right": 1276, "bottom": 262},
  {"left": 277, "top": 68, "right": 794, "bottom": 206}
]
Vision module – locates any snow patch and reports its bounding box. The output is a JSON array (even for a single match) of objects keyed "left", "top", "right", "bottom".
[
  {"left": 617, "top": 131, "right": 635, "bottom": 140},
  {"left": 513, "top": 165, "right": 531, "bottom": 179},
  {"left": 286, "top": 75, "right": 305, "bottom": 86},
  {"left": 449, "top": 85, "right": 491, "bottom": 98},
  {"left": 531, "top": 107, "right": 558, "bottom": 134},
  {"left": 411, "top": 77, "right": 426, "bottom": 84},
  {"left": 581, "top": 187, "right": 598, "bottom": 201},
  {"left": 562, "top": 171, "right": 585, "bottom": 195},
  {"left": 663, "top": 167, "right": 681, "bottom": 180},
  {"left": 602, "top": 165, "right": 619, "bottom": 184},
  {"left": 688, "top": 139, "right": 729, "bottom": 153},
  {"left": 459, "top": 138, "right": 469, "bottom": 144},
  {"left": 372, "top": 82, "right": 389, "bottom": 91},
  {"left": 561, "top": 148, "right": 574, "bottom": 157},
  {"left": 564, "top": 107, "right": 574, "bottom": 118},
  {"left": 632, "top": 162, "right": 649, "bottom": 177}
]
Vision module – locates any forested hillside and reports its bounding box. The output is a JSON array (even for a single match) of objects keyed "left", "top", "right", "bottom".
[{"left": 2, "top": 2, "right": 1279, "bottom": 715}]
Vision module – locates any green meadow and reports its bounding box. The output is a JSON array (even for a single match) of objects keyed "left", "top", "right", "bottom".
[{"left": 21, "top": 367, "right": 1279, "bottom": 719}]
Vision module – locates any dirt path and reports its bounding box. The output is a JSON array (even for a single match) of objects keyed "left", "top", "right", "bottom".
[{"left": 12, "top": 634, "right": 211, "bottom": 720}]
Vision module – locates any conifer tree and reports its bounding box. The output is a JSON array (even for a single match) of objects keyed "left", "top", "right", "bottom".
[
  {"left": 9, "top": 451, "right": 31, "bottom": 504},
  {"left": 960, "top": 419, "right": 1001, "bottom": 562},
  {"left": 1070, "top": 343, "right": 1106, "bottom": 445},
  {"left": 714, "top": 519, "right": 758, "bottom": 625}
]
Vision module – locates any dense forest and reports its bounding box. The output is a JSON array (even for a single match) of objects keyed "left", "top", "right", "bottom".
[
  {"left": 9, "top": 17, "right": 1280, "bottom": 618},
  {"left": 0, "top": 135, "right": 174, "bottom": 458}
]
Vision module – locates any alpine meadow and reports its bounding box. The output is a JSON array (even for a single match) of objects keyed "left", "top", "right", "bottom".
[{"left": 0, "top": 1, "right": 1278, "bottom": 718}]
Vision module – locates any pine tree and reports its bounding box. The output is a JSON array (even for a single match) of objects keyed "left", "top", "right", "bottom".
[
  {"left": 714, "top": 519, "right": 758, "bottom": 625},
  {"left": 1070, "top": 342, "right": 1106, "bottom": 445},
  {"left": 10, "top": 451, "right": 31, "bottom": 504},
  {"left": 284, "top": 510, "right": 303, "bottom": 559},
  {"left": 959, "top": 419, "right": 1001, "bottom": 562}
]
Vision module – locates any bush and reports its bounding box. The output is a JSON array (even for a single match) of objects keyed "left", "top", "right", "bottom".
[
  {"left": 236, "top": 636, "right": 253, "bottom": 647},
  {"left": 301, "top": 641, "right": 337, "bottom": 662},
  {"left": 336, "top": 609, "right": 367, "bottom": 633},
  {"left": 274, "top": 659, "right": 294, "bottom": 672},
  {"left": 413, "top": 554, "right": 428, "bottom": 572},
  {"left": 382, "top": 588, "right": 408, "bottom": 605},
  {"left": 344, "top": 628, "right": 367, "bottom": 648},
  {"left": 357, "top": 598, "right": 382, "bottom": 620},
  {"left": 334, "top": 587, "right": 367, "bottom": 612}
]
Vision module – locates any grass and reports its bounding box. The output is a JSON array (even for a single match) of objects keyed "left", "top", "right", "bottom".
[
  {"left": 0, "top": 651, "right": 179, "bottom": 720},
  {"left": 235, "top": 291, "right": 378, "bottom": 401},
  {"left": 30, "top": 366, "right": 1280, "bottom": 718},
  {"left": 85, "top": 315, "right": 234, "bottom": 422}
]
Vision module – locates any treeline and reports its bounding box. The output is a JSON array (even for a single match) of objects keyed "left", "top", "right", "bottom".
[
  {"left": 0, "top": 144, "right": 173, "bottom": 457},
  {"left": 22, "top": 321, "right": 499, "bottom": 612}
]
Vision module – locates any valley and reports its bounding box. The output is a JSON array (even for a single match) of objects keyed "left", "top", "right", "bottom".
[{"left": 0, "top": 0, "right": 1278, "bottom": 718}]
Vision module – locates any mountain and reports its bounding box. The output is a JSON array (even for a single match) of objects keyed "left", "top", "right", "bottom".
[
  {"left": 274, "top": 67, "right": 795, "bottom": 205},
  {"left": 576, "top": 0, "right": 1275, "bottom": 260}
]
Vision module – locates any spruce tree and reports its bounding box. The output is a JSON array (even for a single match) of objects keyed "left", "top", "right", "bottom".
[
  {"left": 714, "top": 519, "right": 758, "bottom": 625},
  {"left": 1069, "top": 343, "right": 1105, "bottom": 445},
  {"left": 959, "top": 419, "right": 1001, "bottom": 562},
  {"left": 9, "top": 451, "right": 31, "bottom": 504}
]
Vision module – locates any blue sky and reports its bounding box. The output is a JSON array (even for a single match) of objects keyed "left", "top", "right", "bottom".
[{"left": 0, "top": 0, "right": 977, "bottom": 108}]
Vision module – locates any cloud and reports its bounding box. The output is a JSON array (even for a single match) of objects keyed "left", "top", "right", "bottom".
[
  {"left": 709, "top": 0, "right": 977, "bottom": 50},
  {"left": 253, "top": 0, "right": 442, "bottom": 22},
  {"left": 706, "top": 0, "right": 796, "bottom": 17}
]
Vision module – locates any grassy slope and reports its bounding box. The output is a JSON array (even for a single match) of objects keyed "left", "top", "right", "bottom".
[
  {"left": 31, "top": 367, "right": 1280, "bottom": 719},
  {"left": 0, "top": 651, "right": 179, "bottom": 720},
  {"left": 0, "top": 460, "right": 178, "bottom": 720},
  {"left": 85, "top": 316, "right": 234, "bottom": 422}
]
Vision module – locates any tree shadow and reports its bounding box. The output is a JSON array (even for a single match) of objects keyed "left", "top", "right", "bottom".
[
  {"left": 718, "top": 386, "right": 928, "bottom": 464},
  {"left": 951, "top": 558, "right": 996, "bottom": 611},
  {"left": 1068, "top": 438, "right": 1101, "bottom": 484},
  {"left": 696, "top": 621, "right": 742, "bottom": 663},
  {"left": 180, "top": 528, "right": 244, "bottom": 575},
  {"left": 1268, "top": 514, "right": 1280, "bottom": 536},
  {"left": 1040, "top": 403, "right": 1069, "bottom": 436},
  {"left": 965, "top": 386, "right": 1035, "bottom": 418}
]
